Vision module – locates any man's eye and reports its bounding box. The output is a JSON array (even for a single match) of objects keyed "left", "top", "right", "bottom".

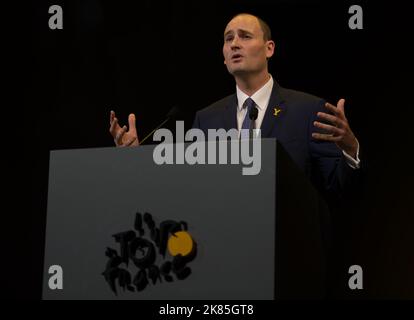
[
  {"left": 225, "top": 37, "right": 233, "bottom": 42},
  {"left": 242, "top": 34, "right": 251, "bottom": 39}
]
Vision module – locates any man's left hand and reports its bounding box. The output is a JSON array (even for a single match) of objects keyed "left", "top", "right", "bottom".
[{"left": 312, "top": 98, "right": 358, "bottom": 159}]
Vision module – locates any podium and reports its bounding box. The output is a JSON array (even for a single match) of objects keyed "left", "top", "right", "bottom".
[{"left": 43, "top": 139, "right": 328, "bottom": 300}]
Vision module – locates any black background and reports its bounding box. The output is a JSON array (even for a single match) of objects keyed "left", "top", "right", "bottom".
[{"left": 5, "top": 0, "right": 413, "bottom": 299}]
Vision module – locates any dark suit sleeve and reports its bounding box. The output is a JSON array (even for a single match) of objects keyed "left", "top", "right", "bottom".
[{"left": 308, "top": 99, "right": 364, "bottom": 202}]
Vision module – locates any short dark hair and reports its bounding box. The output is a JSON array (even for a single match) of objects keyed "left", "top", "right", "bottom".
[{"left": 230, "top": 13, "right": 272, "bottom": 41}]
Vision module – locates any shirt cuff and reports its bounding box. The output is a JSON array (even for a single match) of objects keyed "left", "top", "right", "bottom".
[{"left": 342, "top": 140, "right": 361, "bottom": 169}]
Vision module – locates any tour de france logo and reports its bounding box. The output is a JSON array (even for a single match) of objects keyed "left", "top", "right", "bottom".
[{"left": 102, "top": 212, "right": 197, "bottom": 295}]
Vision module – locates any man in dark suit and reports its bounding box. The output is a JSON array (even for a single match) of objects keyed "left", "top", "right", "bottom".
[
  {"left": 109, "top": 13, "right": 363, "bottom": 296},
  {"left": 109, "top": 13, "right": 361, "bottom": 199}
]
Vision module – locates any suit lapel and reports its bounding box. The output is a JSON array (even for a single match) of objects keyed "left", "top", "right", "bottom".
[
  {"left": 222, "top": 82, "right": 287, "bottom": 135},
  {"left": 223, "top": 94, "right": 238, "bottom": 131},
  {"left": 260, "top": 81, "right": 286, "bottom": 138}
]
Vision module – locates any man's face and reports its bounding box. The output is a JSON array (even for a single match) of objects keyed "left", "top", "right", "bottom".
[{"left": 223, "top": 15, "right": 274, "bottom": 76}]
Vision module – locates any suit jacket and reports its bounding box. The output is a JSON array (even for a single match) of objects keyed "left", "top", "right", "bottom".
[{"left": 192, "top": 81, "right": 362, "bottom": 201}]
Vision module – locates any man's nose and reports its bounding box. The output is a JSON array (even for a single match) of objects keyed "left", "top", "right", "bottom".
[{"left": 231, "top": 36, "right": 241, "bottom": 49}]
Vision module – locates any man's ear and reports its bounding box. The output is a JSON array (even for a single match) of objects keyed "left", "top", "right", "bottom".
[{"left": 266, "top": 40, "right": 275, "bottom": 59}]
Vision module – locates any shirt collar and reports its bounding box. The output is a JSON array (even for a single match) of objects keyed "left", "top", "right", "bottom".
[{"left": 236, "top": 75, "right": 274, "bottom": 111}]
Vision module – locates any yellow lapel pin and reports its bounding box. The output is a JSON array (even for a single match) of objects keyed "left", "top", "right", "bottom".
[{"left": 273, "top": 107, "right": 282, "bottom": 117}]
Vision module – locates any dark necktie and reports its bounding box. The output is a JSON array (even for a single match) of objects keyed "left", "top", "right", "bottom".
[{"left": 240, "top": 97, "right": 256, "bottom": 139}]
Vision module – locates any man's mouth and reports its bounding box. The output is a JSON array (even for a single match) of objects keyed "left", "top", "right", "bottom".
[{"left": 231, "top": 54, "right": 243, "bottom": 62}]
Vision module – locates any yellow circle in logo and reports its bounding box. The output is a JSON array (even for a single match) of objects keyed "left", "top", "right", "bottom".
[{"left": 167, "top": 231, "right": 194, "bottom": 257}]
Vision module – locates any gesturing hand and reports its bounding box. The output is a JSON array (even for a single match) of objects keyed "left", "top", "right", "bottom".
[
  {"left": 109, "top": 110, "right": 139, "bottom": 147},
  {"left": 312, "top": 99, "right": 358, "bottom": 159}
]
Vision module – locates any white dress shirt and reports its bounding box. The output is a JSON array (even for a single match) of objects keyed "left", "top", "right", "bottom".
[
  {"left": 236, "top": 75, "right": 361, "bottom": 169},
  {"left": 236, "top": 75, "right": 274, "bottom": 132}
]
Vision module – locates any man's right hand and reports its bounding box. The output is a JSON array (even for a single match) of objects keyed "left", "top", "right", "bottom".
[{"left": 109, "top": 110, "right": 139, "bottom": 147}]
